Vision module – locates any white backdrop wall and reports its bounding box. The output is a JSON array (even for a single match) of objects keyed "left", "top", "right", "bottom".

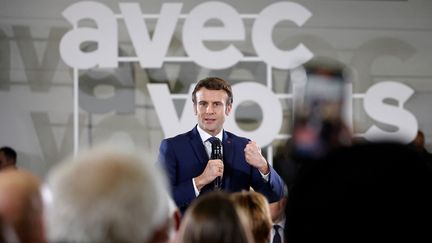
[{"left": 1, "top": 0, "right": 432, "bottom": 177}]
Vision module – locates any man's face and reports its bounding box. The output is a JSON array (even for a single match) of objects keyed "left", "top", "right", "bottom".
[
  {"left": 194, "top": 88, "right": 232, "bottom": 136},
  {"left": 269, "top": 197, "right": 287, "bottom": 223}
]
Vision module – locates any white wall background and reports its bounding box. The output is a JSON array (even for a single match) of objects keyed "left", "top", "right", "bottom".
[{"left": 1, "top": 0, "right": 431, "bottom": 177}]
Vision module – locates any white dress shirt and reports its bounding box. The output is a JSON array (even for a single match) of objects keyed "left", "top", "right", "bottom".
[
  {"left": 192, "top": 126, "right": 223, "bottom": 196},
  {"left": 270, "top": 216, "right": 286, "bottom": 243},
  {"left": 192, "top": 126, "right": 269, "bottom": 196}
]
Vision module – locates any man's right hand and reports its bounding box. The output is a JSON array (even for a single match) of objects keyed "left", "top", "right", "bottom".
[{"left": 194, "top": 159, "right": 224, "bottom": 191}]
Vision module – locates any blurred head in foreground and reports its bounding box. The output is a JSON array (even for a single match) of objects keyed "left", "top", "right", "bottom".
[
  {"left": 45, "top": 146, "right": 174, "bottom": 243},
  {"left": 286, "top": 142, "right": 432, "bottom": 243},
  {"left": 178, "top": 191, "right": 253, "bottom": 243},
  {"left": 292, "top": 57, "right": 352, "bottom": 160},
  {"left": 230, "top": 191, "right": 272, "bottom": 243},
  {"left": 0, "top": 169, "right": 44, "bottom": 243}
]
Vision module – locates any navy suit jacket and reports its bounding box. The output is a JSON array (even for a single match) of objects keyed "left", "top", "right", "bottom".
[{"left": 158, "top": 126, "right": 285, "bottom": 212}]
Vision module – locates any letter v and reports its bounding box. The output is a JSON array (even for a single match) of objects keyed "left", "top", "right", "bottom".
[
  {"left": 147, "top": 83, "right": 195, "bottom": 138},
  {"left": 121, "top": 3, "right": 182, "bottom": 68}
]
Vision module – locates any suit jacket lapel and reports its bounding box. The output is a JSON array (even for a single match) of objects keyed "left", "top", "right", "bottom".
[
  {"left": 222, "top": 130, "right": 234, "bottom": 165},
  {"left": 222, "top": 130, "right": 234, "bottom": 189},
  {"left": 190, "top": 126, "right": 209, "bottom": 164}
]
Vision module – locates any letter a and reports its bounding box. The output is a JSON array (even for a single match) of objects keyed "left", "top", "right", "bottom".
[{"left": 60, "top": 1, "right": 118, "bottom": 69}]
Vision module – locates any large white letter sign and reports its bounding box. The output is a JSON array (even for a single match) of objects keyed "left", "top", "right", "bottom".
[
  {"left": 60, "top": 1, "right": 117, "bottom": 68},
  {"left": 225, "top": 83, "right": 283, "bottom": 147},
  {"left": 147, "top": 84, "right": 195, "bottom": 137},
  {"left": 120, "top": 3, "right": 182, "bottom": 68},
  {"left": 183, "top": 2, "right": 245, "bottom": 69},
  {"left": 363, "top": 81, "right": 417, "bottom": 144},
  {"left": 252, "top": 2, "right": 313, "bottom": 69},
  {"left": 148, "top": 82, "right": 282, "bottom": 147}
]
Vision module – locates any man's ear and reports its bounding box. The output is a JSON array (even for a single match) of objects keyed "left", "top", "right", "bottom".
[
  {"left": 173, "top": 209, "right": 181, "bottom": 231},
  {"left": 193, "top": 103, "right": 197, "bottom": 115},
  {"left": 225, "top": 103, "right": 232, "bottom": 116},
  {"left": 148, "top": 219, "right": 171, "bottom": 243}
]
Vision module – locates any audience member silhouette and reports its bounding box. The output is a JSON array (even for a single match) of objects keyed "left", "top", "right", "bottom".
[
  {"left": 411, "top": 130, "right": 427, "bottom": 151},
  {"left": 410, "top": 130, "right": 432, "bottom": 168},
  {"left": 45, "top": 146, "right": 175, "bottom": 243},
  {"left": 0, "top": 168, "right": 45, "bottom": 243},
  {"left": 285, "top": 142, "right": 432, "bottom": 243},
  {"left": 273, "top": 58, "right": 352, "bottom": 190},
  {"left": 230, "top": 191, "right": 272, "bottom": 243},
  {"left": 166, "top": 195, "right": 181, "bottom": 243},
  {"left": 0, "top": 147, "right": 17, "bottom": 170},
  {"left": 269, "top": 185, "right": 288, "bottom": 243},
  {"left": 178, "top": 191, "right": 253, "bottom": 243}
]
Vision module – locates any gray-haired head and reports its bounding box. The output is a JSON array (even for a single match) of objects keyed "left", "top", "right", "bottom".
[{"left": 45, "top": 146, "right": 172, "bottom": 243}]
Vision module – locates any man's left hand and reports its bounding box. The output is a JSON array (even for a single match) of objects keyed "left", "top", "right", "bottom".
[{"left": 244, "top": 141, "right": 269, "bottom": 174}]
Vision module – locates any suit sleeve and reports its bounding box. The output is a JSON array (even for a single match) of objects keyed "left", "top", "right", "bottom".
[
  {"left": 158, "top": 139, "right": 197, "bottom": 211},
  {"left": 251, "top": 163, "right": 285, "bottom": 203},
  {"left": 243, "top": 139, "right": 284, "bottom": 203}
]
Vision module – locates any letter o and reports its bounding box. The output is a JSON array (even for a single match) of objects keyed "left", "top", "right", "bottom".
[{"left": 225, "top": 82, "right": 283, "bottom": 147}]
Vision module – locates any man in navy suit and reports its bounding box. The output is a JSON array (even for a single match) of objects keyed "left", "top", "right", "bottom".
[{"left": 158, "top": 77, "right": 285, "bottom": 213}]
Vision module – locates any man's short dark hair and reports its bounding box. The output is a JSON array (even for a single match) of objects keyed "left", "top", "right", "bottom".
[
  {"left": 0, "top": 147, "right": 17, "bottom": 165},
  {"left": 192, "top": 77, "right": 233, "bottom": 105}
]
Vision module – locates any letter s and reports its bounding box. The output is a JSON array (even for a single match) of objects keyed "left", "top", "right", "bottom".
[{"left": 363, "top": 81, "right": 417, "bottom": 144}]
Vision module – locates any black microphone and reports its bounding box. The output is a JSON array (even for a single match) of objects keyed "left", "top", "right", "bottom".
[{"left": 210, "top": 138, "right": 223, "bottom": 190}]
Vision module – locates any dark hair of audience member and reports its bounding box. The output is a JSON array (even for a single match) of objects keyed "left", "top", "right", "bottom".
[{"left": 0, "top": 147, "right": 17, "bottom": 169}]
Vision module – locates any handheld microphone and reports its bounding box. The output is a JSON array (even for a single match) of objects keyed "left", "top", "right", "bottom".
[{"left": 211, "top": 138, "right": 223, "bottom": 190}]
